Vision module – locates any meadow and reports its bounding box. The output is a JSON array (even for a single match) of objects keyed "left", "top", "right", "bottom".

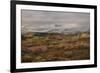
[{"left": 21, "top": 32, "right": 90, "bottom": 63}]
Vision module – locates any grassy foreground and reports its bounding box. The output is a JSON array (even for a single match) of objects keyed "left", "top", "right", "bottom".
[{"left": 21, "top": 32, "right": 90, "bottom": 63}]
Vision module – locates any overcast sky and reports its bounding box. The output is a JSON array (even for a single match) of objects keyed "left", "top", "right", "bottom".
[{"left": 21, "top": 10, "right": 90, "bottom": 34}]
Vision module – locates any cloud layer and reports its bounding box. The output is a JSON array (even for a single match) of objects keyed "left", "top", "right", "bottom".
[{"left": 21, "top": 10, "right": 90, "bottom": 34}]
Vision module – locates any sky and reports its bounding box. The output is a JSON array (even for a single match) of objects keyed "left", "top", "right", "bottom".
[{"left": 21, "top": 10, "right": 90, "bottom": 34}]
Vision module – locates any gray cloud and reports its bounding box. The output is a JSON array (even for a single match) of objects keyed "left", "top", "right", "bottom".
[{"left": 21, "top": 10, "right": 90, "bottom": 34}]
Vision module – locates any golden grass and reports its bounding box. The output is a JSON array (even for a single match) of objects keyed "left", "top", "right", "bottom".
[{"left": 21, "top": 32, "right": 90, "bottom": 63}]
